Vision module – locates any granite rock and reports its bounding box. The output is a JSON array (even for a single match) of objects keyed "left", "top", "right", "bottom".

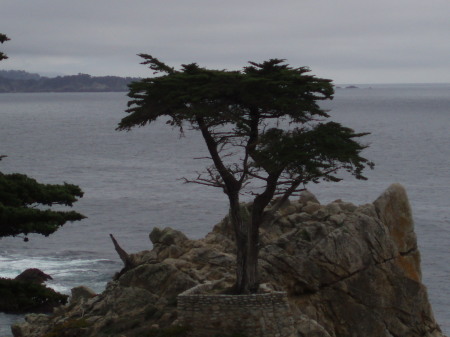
[{"left": 12, "top": 184, "right": 445, "bottom": 337}]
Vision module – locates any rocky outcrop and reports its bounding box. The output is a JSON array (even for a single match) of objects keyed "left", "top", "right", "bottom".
[
  {"left": 14, "top": 269, "right": 53, "bottom": 284},
  {"left": 70, "top": 286, "right": 97, "bottom": 305},
  {"left": 261, "top": 183, "right": 441, "bottom": 337},
  {"left": 12, "top": 184, "right": 444, "bottom": 337}
]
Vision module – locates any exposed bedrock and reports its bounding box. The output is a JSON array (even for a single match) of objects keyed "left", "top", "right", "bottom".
[{"left": 12, "top": 184, "right": 444, "bottom": 337}]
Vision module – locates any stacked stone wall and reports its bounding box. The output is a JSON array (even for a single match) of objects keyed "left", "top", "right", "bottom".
[{"left": 177, "top": 288, "right": 295, "bottom": 337}]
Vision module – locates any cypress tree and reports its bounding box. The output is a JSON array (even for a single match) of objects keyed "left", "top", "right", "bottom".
[{"left": 118, "top": 56, "right": 374, "bottom": 293}]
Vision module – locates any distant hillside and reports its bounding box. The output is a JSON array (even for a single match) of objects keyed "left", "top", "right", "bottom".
[
  {"left": 0, "top": 70, "right": 140, "bottom": 92},
  {"left": 0, "top": 70, "right": 42, "bottom": 80}
]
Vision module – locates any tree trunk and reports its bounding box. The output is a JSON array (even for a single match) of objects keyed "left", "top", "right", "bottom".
[
  {"left": 246, "top": 173, "right": 281, "bottom": 292},
  {"left": 246, "top": 203, "right": 266, "bottom": 293},
  {"left": 228, "top": 195, "right": 249, "bottom": 294},
  {"left": 246, "top": 215, "right": 260, "bottom": 293},
  {"left": 195, "top": 117, "right": 250, "bottom": 293}
]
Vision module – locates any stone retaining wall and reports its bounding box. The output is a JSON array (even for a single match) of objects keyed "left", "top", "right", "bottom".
[{"left": 177, "top": 287, "right": 295, "bottom": 337}]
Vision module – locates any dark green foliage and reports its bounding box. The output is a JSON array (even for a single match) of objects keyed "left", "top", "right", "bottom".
[
  {"left": 253, "top": 122, "right": 371, "bottom": 180},
  {"left": 0, "top": 278, "right": 68, "bottom": 314},
  {"left": 119, "top": 57, "right": 332, "bottom": 131},
  {"left": 0, "top": 34, "right": 8, "bottom": 43},
  {"left": 118, "top": 56, "right": 372, "bottom": 191},
  {"left": 0, "top": 170, "right": 85, "bottom": 238}
]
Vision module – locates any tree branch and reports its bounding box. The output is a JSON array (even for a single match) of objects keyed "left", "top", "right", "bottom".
[
  {"left": 109, "top": 234, "right": 133, "bottom": 268},
  {"left": 196, "top": 117, "right": 240, "bottom": 192}
]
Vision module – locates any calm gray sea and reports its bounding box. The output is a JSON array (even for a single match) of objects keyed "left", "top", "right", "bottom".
[{"left": 0, "top": 85, "right": 449, "bottom": 335}]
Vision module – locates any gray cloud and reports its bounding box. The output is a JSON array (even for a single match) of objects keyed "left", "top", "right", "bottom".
[{"left": 2, "top": 0, "right": 450, "bottom": 83}]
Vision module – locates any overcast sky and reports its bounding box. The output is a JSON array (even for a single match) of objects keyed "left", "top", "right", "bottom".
[{"left": 2, "top": 0, "right": 450, "bottom": 83}]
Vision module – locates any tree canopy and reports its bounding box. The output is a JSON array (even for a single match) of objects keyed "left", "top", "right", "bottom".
[
  {"left": 0, "top": 165, "right": 85, "bottom": 239},
  {"left": 119, "top": 55, "right": 374, "bottom": 293},
  {"left": 0, "top": 277, "right": 68, "bottom": 313}
]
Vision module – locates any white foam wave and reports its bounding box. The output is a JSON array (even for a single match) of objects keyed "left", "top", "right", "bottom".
[{"left": 0, "top": 254, "right": 120, "bottom": 294}]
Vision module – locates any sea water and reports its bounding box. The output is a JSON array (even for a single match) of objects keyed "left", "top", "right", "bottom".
[{"left": 0, "top": 86, "right": 449, "bottom": 335}]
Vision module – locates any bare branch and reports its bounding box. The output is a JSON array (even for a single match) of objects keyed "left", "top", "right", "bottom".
[
  {"left": 109, "top": 234, "right": 133, "bottom": 268},
  {"left": 247, "top": 171, "right": 269, "bottom": 181},
  {"left": 182, "top": 178, "right": 224, "bottom": 188}
]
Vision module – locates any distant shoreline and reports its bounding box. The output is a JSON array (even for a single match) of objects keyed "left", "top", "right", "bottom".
[
  {"left": 0, "top": 70, "right": 139, "bottom": 93},
  {"left": 0, "top": 90, "right": 129, "bottom": 93}
]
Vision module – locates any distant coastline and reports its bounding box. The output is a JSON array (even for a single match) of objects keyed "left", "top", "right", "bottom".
[{"left": 0, "top": 70, "right": 139, "bottom": 93}]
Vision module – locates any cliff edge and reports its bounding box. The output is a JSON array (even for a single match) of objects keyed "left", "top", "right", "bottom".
[{"left": 12, "top": 184, "right": 444, "bottom": 337}]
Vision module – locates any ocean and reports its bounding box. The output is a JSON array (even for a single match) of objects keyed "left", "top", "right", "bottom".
[{"left": 0, "top": 85, "right": 449, "bottom": 335}]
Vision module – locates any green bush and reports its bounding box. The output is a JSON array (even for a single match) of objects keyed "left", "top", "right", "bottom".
[{"left": 0, "top": 278, "right": 68, "bottom": 313}]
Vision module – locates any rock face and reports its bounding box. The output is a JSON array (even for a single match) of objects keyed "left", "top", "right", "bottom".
[
  {"left": 70, "top": 286, "right": 97, "bottom": 305},
  {"left": 12, "top": 184, "right": 444, "bottom": 337},
  {"left": 14, "top": 269, "right": 53, "bottom": 284}
]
